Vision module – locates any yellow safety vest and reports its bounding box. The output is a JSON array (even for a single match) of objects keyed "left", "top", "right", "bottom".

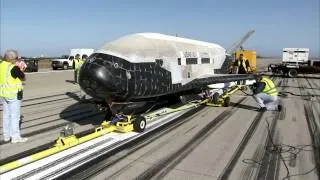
[
  {"left": 0, "top": 61, "right": 23, "bottom": 99},
  {"left": 237, "top": 59, "right": 247, "bottom": 72},
  {"left": 261, "top": 77, "right": 277, "bottom": 96},
  {"left": 74, "top": 58, "right": 84, "bottom": 71}
]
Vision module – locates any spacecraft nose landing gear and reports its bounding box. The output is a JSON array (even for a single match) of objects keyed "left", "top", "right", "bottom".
[{"left": 102, "top": 114, "right": 147, "bottom": 133}]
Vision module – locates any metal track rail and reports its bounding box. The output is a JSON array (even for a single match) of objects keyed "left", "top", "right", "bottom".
[
  {"left": 0, "top": 128, "right": 94, "bottom": 166},
  {"left": 0, "top": 83, "right": 253, "bottom": 179},
  {"left": 0, "top": 100, "right": 205, "bottom": 179},
  {"left": 217, "top": 110, "right": 265, "bottom": 179},
  {"left": 255, "top": 78, "right": 283, "bottom": 180},
  {"left": 218, "top": 78, "right": 282, "bottom": 179},
  {"left": 135, "top": 98, "right": 247, "bottom": 180},
  {"left": 298, "top": 76, "right": 320, "bottom": 176},
  {"left": 0, "top": 111, "right": 103, "bottom": 146},
  {"left": 62, "top": 107, "right": 206, "bottom": 180}
]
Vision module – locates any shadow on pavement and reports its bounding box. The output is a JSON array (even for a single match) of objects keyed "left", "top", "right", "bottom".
[
  {"left": 61, "top": 92, "right": 105, "bottom": 126},
  {"left": 65, "top": 80, "right": 76, "bottom": 84}
]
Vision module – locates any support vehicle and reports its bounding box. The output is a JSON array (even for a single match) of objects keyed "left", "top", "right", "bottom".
[
  {"left": 268, "top": 48, "right": 320, "bottom": 77},
  {"left": 51, "top": 49, "right": 94, "bottom": 70}
]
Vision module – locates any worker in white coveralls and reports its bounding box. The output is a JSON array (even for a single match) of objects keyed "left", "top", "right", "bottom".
[{"left": 252, "top": 75, "right": 282, "bottom": 112}]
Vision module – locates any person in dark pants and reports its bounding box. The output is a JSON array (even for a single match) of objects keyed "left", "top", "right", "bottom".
[
  {"left": 79, "top": 54, "right": 88, "bottom": 100},
  {"left": 234, "top": 54, "right": 251, "bottom": 74}
]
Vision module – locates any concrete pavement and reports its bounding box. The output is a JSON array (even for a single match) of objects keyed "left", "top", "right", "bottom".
[{"left": 0, "top": 70, "right": 319, "bottom": 180}]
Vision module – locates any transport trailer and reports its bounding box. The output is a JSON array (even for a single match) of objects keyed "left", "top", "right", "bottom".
[{"left": 268, "top": 48, "right": 320, "bottom": 77}]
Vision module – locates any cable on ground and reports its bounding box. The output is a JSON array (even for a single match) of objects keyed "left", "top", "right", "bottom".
[{"left": 242, "top": 118, "right": 318, "bottom": 180}]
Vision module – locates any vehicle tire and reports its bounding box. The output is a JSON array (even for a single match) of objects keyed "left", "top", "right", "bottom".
[
  {"left": 212, "top": 92, "right": 220, "bottom": 104},
  {"left": 223, "top": 96, "right": 231, "bottom": 107},
  {"left": 63, "top": 63, "right": 68, "bottom": 70},
  {"left": 288, "top": 69, "right": 298, "bottom": 78},
  {"left": 52, "top": 67, "right": 58, "bottom": 70},
  {"left": 133, "top": 116, "right": 146, "bottom": 132}
]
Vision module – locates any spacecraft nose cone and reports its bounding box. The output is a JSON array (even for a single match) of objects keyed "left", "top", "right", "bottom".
[{"left": 79, "top": 63, "right": 118, "bottom": 99}]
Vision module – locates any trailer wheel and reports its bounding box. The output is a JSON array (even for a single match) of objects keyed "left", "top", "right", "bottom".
[
  {"left": 223, "top": 96, "right": 231, "bottom": 107},
  {"left": 133, "top": 116, "right": 146, "bottom": 132},
  {"left": 288, "top": 69, "right": 298, "bottom": 78}
]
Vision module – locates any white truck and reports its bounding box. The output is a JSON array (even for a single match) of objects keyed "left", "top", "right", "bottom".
[
  {"left": 51, "top": 48, "right": 95, "bottom": 70},
  {"left": 268, "top": 48, "right": 320, "bottom": 77}
]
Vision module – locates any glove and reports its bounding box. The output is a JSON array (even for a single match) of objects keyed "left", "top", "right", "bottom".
[
  {"left": 249, "top": 84, "right": 256, "bottom": 90},
  {"left": 252, "top": 83, "right": 257, "bottom": 87},
  {"left": 17, "top": 90, "right": 23, "bottom": 100}
]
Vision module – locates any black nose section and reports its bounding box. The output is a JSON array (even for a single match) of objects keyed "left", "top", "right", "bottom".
[{"left": 79, "top": 62, "right": 119, "bottom": 100}]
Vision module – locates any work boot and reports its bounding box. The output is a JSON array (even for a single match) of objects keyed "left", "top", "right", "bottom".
[
  {"left": 4, "top": 137, "right": 10, "bottom": 142},
  {"left": 278, "top": 105, "right": 282, "bottom": 111},
  {"left": 259, "top": 107, "right": 267, "bottom": 112},
  {"left": 11, "top": 137, "right": 28, "bottom": 143}
]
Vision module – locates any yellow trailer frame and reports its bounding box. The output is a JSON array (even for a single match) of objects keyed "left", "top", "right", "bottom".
[
  {"left": 0, "top": 85, "right": 248, "bottom": 173},
  {"left": 205, "top": 85, "right": 247, "bottom": 107}
]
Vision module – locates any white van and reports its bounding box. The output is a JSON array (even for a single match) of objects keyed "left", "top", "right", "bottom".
[{"left": 52, "top": 48, "right": 95, "bottom": 70}]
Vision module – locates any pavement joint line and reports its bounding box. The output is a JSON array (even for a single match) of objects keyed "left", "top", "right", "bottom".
[
  {"left": 0, "top": 112, "right": 103, "bottom": 145},
  {"left": 134, "top": 98, "right": 247, "bottom": 180},
  {"left": 1, "top": 73, "right": 319, "bottom": 179},
  {"left": 218, "top": 108, "right": 265, "bottom": 179},
  {"left": 32, "top": 109, "right": 193, "bottom": 179},
  {"left": 57, "top": 105, "right": 207, "bottom": 179}
]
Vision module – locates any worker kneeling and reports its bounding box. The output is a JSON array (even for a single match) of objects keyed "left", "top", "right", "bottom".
[{"left": 252, "top": 75, "right": 282, "bottom": 111}]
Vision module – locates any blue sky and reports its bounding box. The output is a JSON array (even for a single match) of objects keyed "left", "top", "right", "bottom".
[{"left": 1, "top": 0, "right": 319, "bottom": 57}]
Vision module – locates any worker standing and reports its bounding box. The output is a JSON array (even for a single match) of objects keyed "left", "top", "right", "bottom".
[
  {"left": 0, "top": 50, "right": 27, "bottom": 143},
  {"left": 73, "top": 54, "right": 83, "bottom": 84},
  {"left": 82, "top": 54, "right": 88, "bottom": 61},
  {"left": 234, "top": 54, "right": 251, "bottom": 74},
  {"left": 252, "top": 75, "right": 282, "bottom": 111},
  {"left": 79, "top": 54, "right": 88, "bottom": 100}
]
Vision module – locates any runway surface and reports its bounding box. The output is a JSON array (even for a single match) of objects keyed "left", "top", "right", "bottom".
[{"left": 0, "top": 71, "right": 319, "bottom": 180}]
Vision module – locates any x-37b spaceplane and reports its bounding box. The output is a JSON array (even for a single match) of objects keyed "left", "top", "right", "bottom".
[{"left": 79, "top": 30, "right": 256, "bottom": 115}]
